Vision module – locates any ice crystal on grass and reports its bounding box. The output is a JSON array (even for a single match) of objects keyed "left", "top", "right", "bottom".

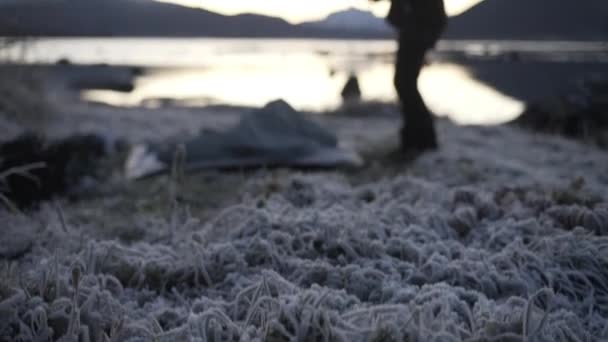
[{"left": 2, "top": 122, "right": 608, "bottom": 340}]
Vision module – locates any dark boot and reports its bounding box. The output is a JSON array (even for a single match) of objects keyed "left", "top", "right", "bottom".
[{"left": 400, "top": 109, "right": 438, "bottom": 153}]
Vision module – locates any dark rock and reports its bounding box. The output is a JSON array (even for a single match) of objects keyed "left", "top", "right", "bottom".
[
  {"left": 56, "top": 58, "right": 71, "bottom": 65},
  {"left": 341, "top": 74, "right": 362, "bottom": 103}
]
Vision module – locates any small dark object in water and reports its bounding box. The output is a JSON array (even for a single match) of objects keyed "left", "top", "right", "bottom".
[
  {"left": 0, "top": 133, "right": 109, "bottom": 209},
  {"left": 341, "top": 74, "right": 362, "bottom": 103},
  {"left": 56, "top": 58, "right": 71, "bottom": 65}
]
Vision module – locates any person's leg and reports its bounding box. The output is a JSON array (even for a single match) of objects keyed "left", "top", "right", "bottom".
[{"left": 394, "top": 36, "right": 438, "bottom": 152}]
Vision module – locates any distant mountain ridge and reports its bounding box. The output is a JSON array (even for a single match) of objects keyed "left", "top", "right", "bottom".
[
  {"left": 302, "top": 8, "right": 392, "bottom": 35},
  {"left": 1, "top": 0, "right": 607, "bottom": 41},
  {"left": 0, "top": 0, "right": 391, "bottom": 38},
  {"left": 445, "top": 0, "right": 608, "bottom": 41},
  {"left": 0, "top": 0, "right": 299, "bottom": 37}
]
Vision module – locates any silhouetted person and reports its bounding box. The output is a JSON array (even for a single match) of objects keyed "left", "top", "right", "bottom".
[{"left": 382, "top": 0, "right": 447, "bottom": 153}]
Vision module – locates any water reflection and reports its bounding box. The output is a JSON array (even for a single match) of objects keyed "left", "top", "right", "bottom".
[
  {"left": 84, "top": 62, "right": 524, "bottom": 125},
  {"left": 419, "top": 64, "right": 524, "bottom": 124},
  {"left": 18, "top": 38, "right": 530, "bottom": 124}
]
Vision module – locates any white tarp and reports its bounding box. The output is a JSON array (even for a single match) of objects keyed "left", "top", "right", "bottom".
[{"left": 126, "top": 100, "right": 362, "bottom": 179}]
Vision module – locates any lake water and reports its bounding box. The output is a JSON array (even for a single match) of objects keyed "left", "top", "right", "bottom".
[{"left": 9, "top": 38, "right": 608, "bottom": 124}]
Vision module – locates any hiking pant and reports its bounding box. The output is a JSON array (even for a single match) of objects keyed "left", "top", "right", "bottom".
[{"left": 394, "top": 35, "right": 438, "bottom": 151}]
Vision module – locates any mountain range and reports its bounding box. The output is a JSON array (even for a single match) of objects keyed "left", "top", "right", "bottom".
[
  {"left": 0, "top": 0, "right": 607, "bottom": 41},
  {"left": 301, "top": 8, "right": 392, "bottom": 35},
  {"left": 445, "top": 0, "right": 608, "bottom": 41},
  {"left": 0, "top": 0, "right": 391, "bottom": 38}
]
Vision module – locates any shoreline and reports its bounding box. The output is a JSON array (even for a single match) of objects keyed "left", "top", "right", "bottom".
[{"left": 3, "top": 45, "right": 607, "bottom": 104}]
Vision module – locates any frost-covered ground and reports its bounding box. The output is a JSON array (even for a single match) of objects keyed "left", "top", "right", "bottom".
[{"left": 2, "top": 102, "right": 608, "bottom": 341}]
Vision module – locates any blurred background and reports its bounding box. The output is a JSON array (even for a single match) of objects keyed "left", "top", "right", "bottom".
[{"left": 0, "top": 0, "right": 607, "bottom": 128}]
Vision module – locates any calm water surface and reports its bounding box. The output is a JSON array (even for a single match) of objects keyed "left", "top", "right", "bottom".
[{"left": 12, "top": 38, "right": 608, "bottom": 124}]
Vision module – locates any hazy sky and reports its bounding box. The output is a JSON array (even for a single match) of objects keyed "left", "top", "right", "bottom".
[{"left": 157, "top": 0, "right": 484, "bottom": 23}]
